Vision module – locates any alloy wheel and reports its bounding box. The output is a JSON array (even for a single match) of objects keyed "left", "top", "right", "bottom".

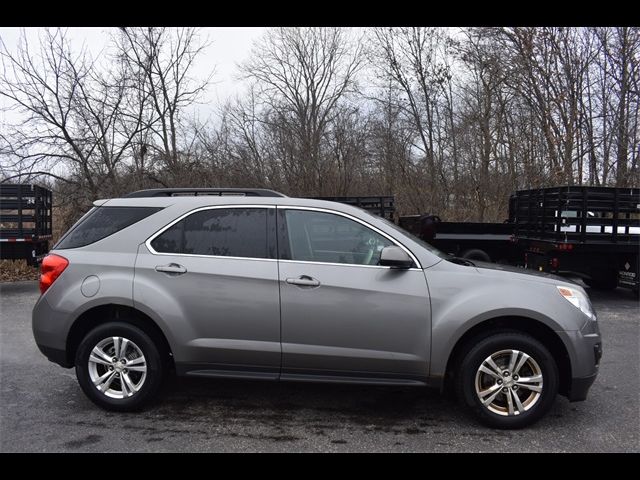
[
  {"left": 474, "top": 349, "right": 543, "bottom": 416},
  {"left": 88, "top": 336, "right": 147, "bottom": 399}
]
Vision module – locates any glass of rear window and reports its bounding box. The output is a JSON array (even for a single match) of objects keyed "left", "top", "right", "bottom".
[
  {"left": 150, "top": 208, "right": 268, "bottom": 259},
  {"left": 56, "top": 206, "right": 162, "bottom": 249}
]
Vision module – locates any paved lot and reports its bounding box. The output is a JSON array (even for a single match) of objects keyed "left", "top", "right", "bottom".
[{"left": 1, "top": 280, "right": 638, "bottom": 452}]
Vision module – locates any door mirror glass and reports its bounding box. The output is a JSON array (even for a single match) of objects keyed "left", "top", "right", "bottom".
[{"left": 379, "top": 246, "right": 414, "bottom": 268}]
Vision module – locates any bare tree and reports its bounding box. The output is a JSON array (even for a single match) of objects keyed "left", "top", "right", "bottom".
[
  {"left": 496, "top": 28, "right": 596, "bottom": 185},
  {"left": 2, "top": 27, "right": 637, "bottom": 230},
  {"left": 368, "top": 27, "right": 454, "bottom": 214},
  {"left": 115, "top": 27, "right": 213, "bottom": 183},
  {"left": 453, "top": 28, "right": 514, "bottom": 220},
  {"left": 240, "top": 27, "right": 363, "bottom": 195},
  {"left": 0, "top": 28, "right": 149, "bottom": 201},
  {"left": 367, "top": 83, "right": 421, "bottom": 214},
  {"left": 593, "top": 27, "right": 640, "bottom": 186}
]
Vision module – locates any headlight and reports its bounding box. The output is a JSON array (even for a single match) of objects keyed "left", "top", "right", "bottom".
[{"left": 557, "top": 286, "right": 596, "bottom": 320}]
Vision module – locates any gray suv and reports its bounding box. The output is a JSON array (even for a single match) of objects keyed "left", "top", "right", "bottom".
[{"left": 32, "top": 188, "right": 602, "bottom": 428}]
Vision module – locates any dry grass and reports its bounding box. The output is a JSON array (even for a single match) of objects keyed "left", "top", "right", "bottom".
[{"left": 0, "top": 259, "right": 39, "bottom": 282}]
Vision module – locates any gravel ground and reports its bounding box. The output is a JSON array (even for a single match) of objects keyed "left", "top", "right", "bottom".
[{"left": 0, "top": 280, "right": 638, "bottom": 452}]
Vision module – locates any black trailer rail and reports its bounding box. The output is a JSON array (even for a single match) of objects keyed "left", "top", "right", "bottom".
[
  {"left": 511, "top": 186, "right": 640, "bottom": 293},
  {"left": 308, "top": 196, "right": 395, "bottom": 220},
  {"left": 511, "top": 186, "right": 640, "bottom": 246},
  {"left": 1, "top": 184, "right": 53, "bottom": 265}
]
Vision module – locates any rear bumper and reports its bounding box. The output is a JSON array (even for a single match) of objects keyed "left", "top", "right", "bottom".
[
  {"left": 32, "top": 294, "right": 72, "bottom": 368},
  {"left": 567, "top": 373, "right": 598, "bottom": 402},
  {"left": 36, "top": 344, "right": 72, "bottom": 368}
]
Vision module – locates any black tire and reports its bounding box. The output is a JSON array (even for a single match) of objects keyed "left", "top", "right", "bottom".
[
  {"left": 461, "top": 249, "right": 491, "bottom": 263},
  {"left": 584, "top": 268, "right": 618, "bottom": 291},
  {"left": 75, "top": 321, "right": 165, "bottom": 412},
  {"left": 455, "top": 331, "right": 559, "bottom": 429}
]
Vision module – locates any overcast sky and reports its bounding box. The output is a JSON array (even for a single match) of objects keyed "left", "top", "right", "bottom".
[{"left": 0, "top": 27, "right": 267, "bottom": 125}]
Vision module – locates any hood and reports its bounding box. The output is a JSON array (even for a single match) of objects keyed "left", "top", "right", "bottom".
[{"left": 471, "top": 260, "right": 579, "bottom": 286}]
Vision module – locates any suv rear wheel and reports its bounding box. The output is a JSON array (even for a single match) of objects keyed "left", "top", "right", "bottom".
[
  {"left": 456, "top": 331, "right": 559, "bottom": 429},
  {"left": 75, "top": 322, "right": 165, "bottom": 411}
]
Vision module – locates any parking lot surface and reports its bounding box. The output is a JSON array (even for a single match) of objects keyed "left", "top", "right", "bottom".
[{"left": 1, "top": 280, "right": 638, "bottom": 452}]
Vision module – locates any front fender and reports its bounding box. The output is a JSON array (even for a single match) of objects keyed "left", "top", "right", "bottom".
[{"left": 425, "top": 262, "right": 584, "bottom": 378}]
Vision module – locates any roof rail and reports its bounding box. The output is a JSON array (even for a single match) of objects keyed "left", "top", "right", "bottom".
[{"left": 124, "top": 188, "right": 287, "bottom": 198}]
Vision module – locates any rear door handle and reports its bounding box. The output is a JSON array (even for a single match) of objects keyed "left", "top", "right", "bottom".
[
  {"left": 155, "top": 263, "right": 187, "bottom": 275},
  {"left": 285, "top": 275, "right": 320, "bottom": 287}
]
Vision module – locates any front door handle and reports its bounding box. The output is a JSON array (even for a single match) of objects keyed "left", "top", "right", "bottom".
[
  {"left": 155, "top": 263, "right": 187, "bottom": 275},
  {"left": 285, "top": 275, "right": 320, "bottom": 287}
]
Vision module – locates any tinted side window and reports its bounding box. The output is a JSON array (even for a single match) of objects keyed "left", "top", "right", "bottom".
[
  {"left": 282, "top": 210, "right": 393, "bottom": 265},
  {"left": 57, "top": 206, "right": 162, "bottom": 249},
  {"left": 150, "top": 208, "right": 268, "bottom": 259}
]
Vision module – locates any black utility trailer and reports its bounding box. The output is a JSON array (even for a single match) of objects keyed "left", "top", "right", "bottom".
[
  {"left": 315, "top": 196, "right": 520, "bottom": 263},
  {"left": 397, "top": 215, "right": 519, "bottom": 263},
  {"left": 512, "top": 186, "right": 639, "bottom": 293},
  {"left": 0, "top": 184, "right": 53, "bottom": 266}
]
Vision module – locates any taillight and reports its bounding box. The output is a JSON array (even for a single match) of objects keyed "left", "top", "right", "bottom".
[{"left": 40, "top": 254, "right": 69, "bottom": 294}]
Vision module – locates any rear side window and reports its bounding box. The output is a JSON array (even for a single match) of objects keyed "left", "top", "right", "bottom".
[
  {"left": 56, "top": 206, "right": 162, "bottom": 249},
  {"left": 150, "top": 208, "right": 269, "bottom": 259}
]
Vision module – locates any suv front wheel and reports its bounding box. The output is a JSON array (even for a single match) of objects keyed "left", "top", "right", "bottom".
[
  {"left": 75, "top": 322, "right": 165, "bottom": 411},
  {"left": 456, "top": 331, "right": 559, "bottom": 429}
]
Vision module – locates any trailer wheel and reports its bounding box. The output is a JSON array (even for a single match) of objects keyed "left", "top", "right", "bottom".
[
  {"left": 461, "top": 249, "right": 491, "bottom": 263},
  {"left": 585, "top": 268, "right": 618, "bottom": 291}
]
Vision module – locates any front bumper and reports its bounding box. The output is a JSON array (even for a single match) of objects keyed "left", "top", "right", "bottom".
[
  {"left": 564, "top": 328, "right": 602, "bottom": 401},
  {"left": 567, "top": 372, "right": 598, "bottom": 401}
]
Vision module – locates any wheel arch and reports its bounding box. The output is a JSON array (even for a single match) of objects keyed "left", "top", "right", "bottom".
[
  {"left": 443, "top": 316, "right": 572, "bottom": 397},
  {"left": 66, "top": 303, "right": 174, "bottom": 368}
]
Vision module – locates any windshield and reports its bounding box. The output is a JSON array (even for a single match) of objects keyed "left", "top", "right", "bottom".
[{"left": 359, "top": 210, "right": 449, "bottom": 260}]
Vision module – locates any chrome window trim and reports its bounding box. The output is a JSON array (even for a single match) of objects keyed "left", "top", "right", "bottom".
[
  {"left": 279, "top": 206, "right": 423, "bottom": 269},
  {"left": 145, "top": 203, "right": 423, "bottom": 269},
  {"left": 145, "top": 204, "right": 275, "bottom": 261},
  {"left": 278, "top": 259, "right": 422, "bottom": 271}
]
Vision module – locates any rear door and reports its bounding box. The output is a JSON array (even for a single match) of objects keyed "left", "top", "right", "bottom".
[
  {"left": 277, "top": 207, "right": 431, "bottom": 382},
  {"left": 133, "top": 205, "right": 281, "bottom": 379}
]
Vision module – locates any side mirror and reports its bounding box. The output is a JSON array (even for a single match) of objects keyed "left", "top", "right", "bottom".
[{"left": 379, "top": 246, "right": 414, "bottom": 269}]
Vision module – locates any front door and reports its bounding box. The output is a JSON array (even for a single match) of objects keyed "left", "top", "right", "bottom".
[
  {"left": 134, "top": 206, "right": 281, "bottom": 378},
  {"left": 277, "top": 207, "right": 431, "bottom": 382}
]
